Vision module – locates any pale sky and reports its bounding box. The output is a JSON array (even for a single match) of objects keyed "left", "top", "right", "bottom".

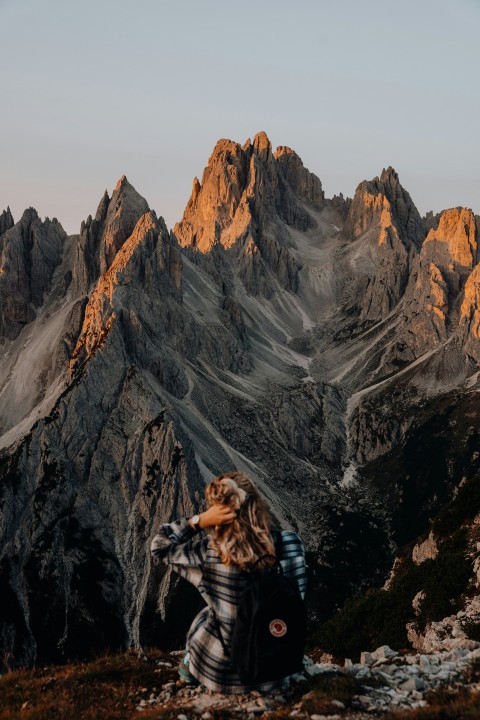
[{"left": 1, "top": 0, "right": 479, "bottom": 234}]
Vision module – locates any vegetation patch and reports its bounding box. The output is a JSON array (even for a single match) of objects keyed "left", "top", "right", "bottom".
[
  {"left": 0, "top": 647, "right": 176, "bottom": 720},
  {"left": 463, "top": 620, "right": 480, "bottom": 642},
  {"left": 298, "top": 672, "right": 364, "bottom": 713},
  {"left": 314, "top": 468, "right": 480, "bottom": 659},
  {"left": 383, "top": 683, "right": 480, "bottom": 720},
  {"left": 432, "top": 474, "right": 480, "bottom": 536}
]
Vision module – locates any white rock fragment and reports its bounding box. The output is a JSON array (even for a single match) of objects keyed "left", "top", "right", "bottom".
[
  {"left": 373, "top": 645, "right": 398, "bottom": 660},
  {"left": 360, "top": 651, "right": 375, "bottom": 666}
]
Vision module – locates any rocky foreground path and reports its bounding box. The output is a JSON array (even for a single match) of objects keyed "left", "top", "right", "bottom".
[
  {"left": 135, "top": 645, "right": 480, "bottom": 719},
  {"left": 1, "top": 643, "right": 479, "bottom": 719}
]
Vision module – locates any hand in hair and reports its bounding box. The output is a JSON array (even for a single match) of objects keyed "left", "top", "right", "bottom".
[{"left": 189, "top": 503, "right": 236, "bottom": 530}]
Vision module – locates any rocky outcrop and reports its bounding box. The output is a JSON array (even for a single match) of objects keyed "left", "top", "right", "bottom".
[
  {"left": 407, "top": 615, "right": 480, "bottom": 654},
  {"left": 0, "top": 376, "right": 203, "bottom": 667},
  {"left": 327, "top": 193, "right": 351, "bottom": 223},
  {"left": 460, "top": 263, "right": 480, "bottom": 362},
  {"left": 381, "top": 208, "right": 479, "bottom": 365},
  {"left": 423, "top": 210, "right": 441, "bottom": 233},
  {"left": 70, "top": 211, "right": 182, "bottom": 373},
  {"left": 424, "top": 208, "right": 477, "bottom": 276},
  {"left": 344, "top": 167, "right": 424, "bottom": 250},
  {"left": 343, "top": 167, "right": 424, "bottom": 322},
  {"left": 412, "top": 531, "right": 439, "bottom": 564},
  {"left": 0, "top": 209, "right": 66, "bottom": 340},
  {"left": 71, "top": 176, "right": 149, "bottom": 296},
  {"left": 0, "top": 207, "right": 14, "bottom": 237}
]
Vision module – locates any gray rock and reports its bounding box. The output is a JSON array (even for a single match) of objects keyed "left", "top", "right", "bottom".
[
  {"left": 0, "top": 206, "right": 14, "bottom": 236},
  {"left": 2, "top": 132, "right": 480, "bottom": 680},
  {"left": 360, "top": 651, "right": 375, "bottom": 666},
  {"left": 0, "top": 208, "right": 66, "bottom": 339}
]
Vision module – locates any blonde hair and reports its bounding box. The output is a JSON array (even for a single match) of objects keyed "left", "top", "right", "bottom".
[{"left": 205, "top": 471, "right": 277, "bottom": 571}]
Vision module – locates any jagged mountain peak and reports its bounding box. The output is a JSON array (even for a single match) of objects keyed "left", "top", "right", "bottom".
[
  {"left": 252, "top": 130, "right": 272, "bottom": 162},
  {"left": 208, "top": 137, "right": 244, "bottom": 163},
  {"left": 416, "top": 206, "right": 478, "bottom": 300},
  {"left": 430, "top": 206, "right": 476, "bottom": 233},
  {"left": 70, "top": 208, "right": 171, "bottom": 371},
  {"left": 19, "top": 206, "right": 40, "bottom": 224},
  {"left": 73, "top": 176, "right": 150, "bottom": 292},
  {"left": 109, "top": 174, "right": 148, "bottom": 214},
  {"left": 345, "top": 166, "right": 424, "bottom": 250},
  {"left": 379, "top": 165, "right": 400, "bottom": 185},
  {"left": 0, "top": 208, "right": 67, "bottom": 339},
  {"left": 274, "top": 145, "right": 296, "bottom": 159},
  {"left": 174, "top": 131, "right": 321, "bottom": 252},
  {"left": 95, "top": 188, "right": 110, "bottom": 221},
  {"left": 0, "top": 206, "right": 14, "bottom": 236},
  {"left": 341, "top": 166, "right": 426, "bottom": 323},
  {"left": 114, "top": 173, "right": 129, "bottom": 191}
]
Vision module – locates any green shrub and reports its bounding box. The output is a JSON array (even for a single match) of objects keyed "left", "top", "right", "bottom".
[
  {"left": 433, "top": 474, "right": 480, "bottom": 535},
  {"left": 313, "top": 529, "right": 472, "bottom": 659},
  {"left": 313, "top": 586, "right": 411, "bottom": 659},
  {"left": 463, "top": 621, "right": 480, "bottom": 642},
  {"left": 416, "top": 530, "right": 471, "bottom": 625}
]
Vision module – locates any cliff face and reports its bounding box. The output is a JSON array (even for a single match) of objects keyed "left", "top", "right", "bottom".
[
  {"left": 0, "top": 209, "right": 66, "bottom": 340},
  {"left": 0, "top": 207, "right": 14, "bottom": 237},
  {"left": 71, "top": 176, "right": 150, "bottom": 296},
  {"left": 1, "top": 132, "right": 480, "bottom": 668},
  {"left": 342, "top": 167, "right": 425, "bottom": 323}
]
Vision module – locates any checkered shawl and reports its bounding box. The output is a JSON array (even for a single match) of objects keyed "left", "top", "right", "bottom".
[{"left": 150, "top": 517, "right": 307, "bottom": 694}]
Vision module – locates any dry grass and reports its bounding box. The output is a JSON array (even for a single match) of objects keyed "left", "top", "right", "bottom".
[
  {"left": 384, "top": 691, "right": 480, "bottom": 720},
  {"left": 2, "top": 648, "right": 480, "bottom": 720},
  {"left": 383, "top": 663, "right": 480, "bottom": 720},
  {"left": 0, "top": 646, "right": 177, "bottom": 720}
]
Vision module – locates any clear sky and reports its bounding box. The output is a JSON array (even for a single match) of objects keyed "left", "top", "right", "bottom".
[{"left": 1, "top": 0, "right": 479, "bottom": 234}]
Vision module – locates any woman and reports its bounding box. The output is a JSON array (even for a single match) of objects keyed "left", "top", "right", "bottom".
[{"left": 150, "top": 471, "right": 307, "bottom": 694}]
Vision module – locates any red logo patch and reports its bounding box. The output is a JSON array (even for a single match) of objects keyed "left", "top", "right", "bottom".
[{"left": 269, "top": 619, "right": 287, "bottom": 637}]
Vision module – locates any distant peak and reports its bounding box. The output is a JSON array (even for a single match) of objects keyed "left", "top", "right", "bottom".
[
  {"left": 253, "top": 131, "right": 272, "bottom": 162},
  {"left": 274, "top": 145, "right": 297, "bottom": 159},
  {"left": 210, "top": 138, "right": 242, "bottom": 157},
  {"left": 109, "top": 175, "right": 148, "bottom": 213},
  {"left": 114, "top": 174, "right": 130, "bottom": 192},
  {"left": 191, "top": 177, "right": 201, "bottom": 200},
  {"left": 94, "top": 189, "right": 110, "bottom": 223},
  {"left": 0, "top": 206, "right": 14, "bottom": 234},
  {"left": 380, "top": 166, "right": 400, "bottom": 185},
  {"left": 20, "top": 207, "right": 39, "bottom": 224}
]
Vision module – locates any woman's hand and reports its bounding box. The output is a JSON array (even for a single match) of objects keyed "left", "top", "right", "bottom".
[{"left": 191, "top": 503, "right": 236, "bottom": 529}]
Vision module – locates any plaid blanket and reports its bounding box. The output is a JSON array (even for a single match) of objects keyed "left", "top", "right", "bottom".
[{"left": 150, "top": 517, "right": 307, "bottom": 693}]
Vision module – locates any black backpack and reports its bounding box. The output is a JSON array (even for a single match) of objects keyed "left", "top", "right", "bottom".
[{"left": 213, "top": 534, "right": 307, "bottom": 684}]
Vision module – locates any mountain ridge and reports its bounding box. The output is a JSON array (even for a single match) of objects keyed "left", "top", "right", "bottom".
[{"left": 1, "top": 131, "right": 480, "bottom": 669}]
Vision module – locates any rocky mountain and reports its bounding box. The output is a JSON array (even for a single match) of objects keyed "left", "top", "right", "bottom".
[{"left": 1, "top": 131, "right": 480, "bottom": 670}]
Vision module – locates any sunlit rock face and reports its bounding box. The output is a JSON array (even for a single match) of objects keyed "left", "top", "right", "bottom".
[
  {"left": 71, "top": 175, "right": 150, "bottom": 297},
  {"left": 342, "top": 167, "right": 425, "bottom": 323},
  {"left": 173, "top": 131, "right": 324, "bottom": 295},
  {"left": 377, "top": 207, "right": 479, "bottom": 368},
  {"left": 1, "top": 132, "right": 480, "bottom": 669}
]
